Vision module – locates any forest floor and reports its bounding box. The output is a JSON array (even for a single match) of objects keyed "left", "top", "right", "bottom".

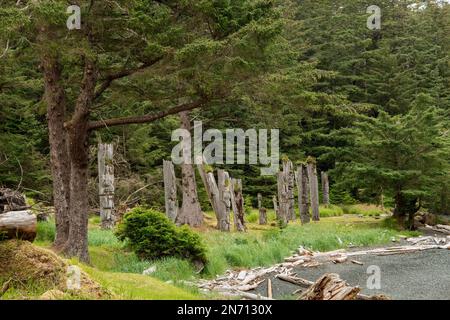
[{"left": 5, "top": 205, "right": 432, "bottom": 300}]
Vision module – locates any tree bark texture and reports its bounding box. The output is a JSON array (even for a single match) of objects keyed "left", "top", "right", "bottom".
[
  {"left": 41, "top": 53, "right": 71, "bottom": 249},
  {"left": 163, "top": 160, "right": 178, "bottom": 222},
  {"left": 98, "top": 143, "right": 115, "bottom": 229},
  {"left": 307, "top": 159, "right": 320, "bottom": 221},
  {"left": 259, "top": 207, "right": 267, "bottom": 225}
]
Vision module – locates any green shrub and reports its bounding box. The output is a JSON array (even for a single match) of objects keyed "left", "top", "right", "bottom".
[{"left": 116, "top": 207, "right": 207, "bottom": 264}]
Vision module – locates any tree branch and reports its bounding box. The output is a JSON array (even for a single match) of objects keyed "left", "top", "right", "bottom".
[
  {"left": 88, "top": 98, "right": 207, "bottom": 131},
  {"left": 94, "top": 57, "right": 163, "bottom": 100}
]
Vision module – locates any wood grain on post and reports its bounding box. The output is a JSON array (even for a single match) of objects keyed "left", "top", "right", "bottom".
[{"left": 307, "top": 158, "right": 320, "bottom": 221}]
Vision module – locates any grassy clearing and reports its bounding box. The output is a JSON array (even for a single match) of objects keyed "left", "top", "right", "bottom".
[
  {"left": 31, "top": 206, "right": 421, "bottom": 299},
  {"left": 80, "top": 265, "right": 199, "bottom": 300}
]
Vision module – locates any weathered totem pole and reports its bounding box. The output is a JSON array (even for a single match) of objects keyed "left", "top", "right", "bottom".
[
  {"left": 163, "top": 160, "right": 178, "bottom": 222},
  {"left": 307, "top": 157, "right": 320, "bottom": 221},
  {"left": 295, "top": 164, "right": 310, "bottom": 224},
  {"left": 98, "top": 143, "right": 115, "bottom": 229},
  {"left": 321, "top": 171, "right": 330, "bottom": 207}
]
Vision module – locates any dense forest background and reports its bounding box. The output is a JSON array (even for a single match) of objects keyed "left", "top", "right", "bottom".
[{"left": 1, "top": 0, "right": 449, "bottom": 214}]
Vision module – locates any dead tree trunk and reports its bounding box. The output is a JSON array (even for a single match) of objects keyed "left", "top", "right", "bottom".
[
  {"left": 295, "top": 165, "right": 310, "bottom": 224},
  {"left": 217, "top": 170, "right": 231, "bottom": 232},
  {"left": 176, "top": 111, "right": 203, "bottom": 227},
  {"left": 0, "top": 211, "right": 37, "bottom": 241},
  {"left": 321, "top": 171, "right": 330, "bottom": 207},
  {"left": 98, "top": 143, "right": 115, "bottom": 229},
  {"left": 307, "top": 158, "right": 320, "bottom": 221},
  {"left": 230, "top": 178, "right": 245, "bottom": 232},
  {"left": 163, "top": 160, "right": 178, "bottom": 222}
]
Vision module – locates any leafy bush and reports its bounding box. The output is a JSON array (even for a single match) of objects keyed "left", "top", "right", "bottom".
[{"left": 116, "top": 208, "right": 207, "bottom": 264}]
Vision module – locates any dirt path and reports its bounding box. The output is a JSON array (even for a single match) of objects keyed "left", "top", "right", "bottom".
[{"left": 253, "top": 249, "right": 450, "bottom": 300}]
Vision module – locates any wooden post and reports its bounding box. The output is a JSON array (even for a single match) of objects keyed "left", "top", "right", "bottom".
[
  {"left": 98, "top": 143, "right": 115, "bottom": 229},
  {"left": 230, "top": 178, "right": 245, "bottom": 232},
  {"left": 257, "top": 193, "right": 267, "bottom": 225},
  {"left": 321, "top": 171, "right": 330, "bottom": 207},
  {"left": 217, "top": 169, "right": 231, "bottom": 231},
  {"left": 296, "top": 164, "right": 310, "bottom": 224},
  {"left": 163, "top": 160, "right": 178, "bottom": 222},
  {"left": 278, "top": 159, "right": 295, "bottom": 223},
  {"left": 197, "top": 164, "right": 226, "bottom": 228},
  {"left": 272, "top": 195, "right": 278, "bottom": 217},
  {"left": 307, "top": 157, "right": 320, "bottom": 221},
  {"left": 259, "top": 208, "right": 267, "bottom": 225},
  {"left": 177, "top": 111, "right": 203, "bottom": 227}
]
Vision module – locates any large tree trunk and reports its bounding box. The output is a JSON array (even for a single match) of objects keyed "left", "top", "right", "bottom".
[
  {"left": 62, "top": 58, "right": 97, "bottom": 263},
  {"left": 321, "top": 171, "right": 330, "bottom": 207},
  {"left": 307, "top": 158, "right": 320, "bottom": 221},
  {"left": 295, "top": 165, "right": 310, "bottom": 224},
  {"left": 163, "top": 160, "right": 178, "bottom": 222},
  {"left": 41, "top": 53, "right": 71, "bottom": 249},
  {"left": 98, "top": 143, "right": 115, "bottom": 229},
  {"left": 176, "top": 111, "right": 203, "bottom": 227},
  {"left": 0, "top": 211, "right": 37, "bottom": 241}
]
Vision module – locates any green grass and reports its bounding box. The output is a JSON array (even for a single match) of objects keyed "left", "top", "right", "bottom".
[
  {"left": 81, "top": 265, "right": 200, "bottom": 300},
  {"left": 201, "top": 216, "right": 420, "bottom": 277},
  {"left": 342, "top": 204, "right": 385, "bottom": 217},
  {"left": 319, "top": 205, "right": 344, "bottom": 217}
]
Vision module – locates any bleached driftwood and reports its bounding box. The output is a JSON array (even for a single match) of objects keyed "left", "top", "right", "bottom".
[{"left": 0, "top": 210, "right": 37, "bottom": 241}]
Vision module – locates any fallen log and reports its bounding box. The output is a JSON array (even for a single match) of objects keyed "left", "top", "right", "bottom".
[
  {"left": 276, "top": 274, "right": 314, "bottom": 287},
  {"left": 0, "top": 210, "right": 37, "bottom": 241},
  {"left": 298, "top": 273, "right": 360, "bottom": 300}
]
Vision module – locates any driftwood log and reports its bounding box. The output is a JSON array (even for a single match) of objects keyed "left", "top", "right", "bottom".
[
  {"left": 0, "top": 210, "right": 37, "bottom": 241},
  {"left": 299, "top": 273, "right": 360, "bottom": 300}
]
